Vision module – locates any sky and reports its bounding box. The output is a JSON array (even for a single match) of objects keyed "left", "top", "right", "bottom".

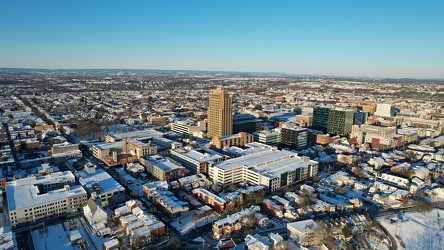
[{"left": 0, "top": 0, "right": 443, "bottom": 78}]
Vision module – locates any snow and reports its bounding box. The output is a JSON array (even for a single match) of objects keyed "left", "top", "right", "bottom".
[
  {"left": 377, "top": 209, "right": 444, "bottom": 250},
  {"left": 192, "top": 236, "right": 206, "bottom": 243},
  {"left": 31, "top": 217, "right": 109, "bottom": 250},
  {"left": 170, "top": 211, "right": 219, "bottom": 235}
]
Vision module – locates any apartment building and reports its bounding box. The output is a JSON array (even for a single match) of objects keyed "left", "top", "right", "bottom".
[
  {"left": 140, "top": 155, "right": 185, "bottom": 181},
  {"left": 76, "top": 164, "right": 126, "bottom": 207},
  {"left": 153, "top": 191, "right": 189, "bottom": 219},
  {"left": 50, "top": 143, "right": 79, "bottom": 155},
  {"left": 6, "top": 171, "right": 87, "bottom": 228},
  {"left": 192, "top": 188, "right": 226, "bottom": 214},
  {"left": 91, "top": 140, "right": 157, "bottom": 161}
]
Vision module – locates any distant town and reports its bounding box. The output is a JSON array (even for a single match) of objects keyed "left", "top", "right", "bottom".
[{"left": 0, "top": 69, "right": 443, "bottom": 250}]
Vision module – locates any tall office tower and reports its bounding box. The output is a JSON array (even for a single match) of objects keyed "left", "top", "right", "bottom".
[
  {"left": 313, "top": 107, "right": 331, "bottom": 133},
  {"left": 328, "top": 109, "right": 354, "bottom": 135},
  {"left": 207, "top": 87, "right": 233, "bottom": 138}
]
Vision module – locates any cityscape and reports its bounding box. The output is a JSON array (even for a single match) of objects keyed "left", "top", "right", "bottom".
[
  {"left": 0, "top": 69, "right": 443, "bottom": 250},
  {"left": 1, "top": 1, "right": 444, "bottom": 250}
]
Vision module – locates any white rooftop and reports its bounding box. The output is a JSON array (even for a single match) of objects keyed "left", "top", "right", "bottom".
[
  {"left": 107, "top": 129, "right": 163, "bottom": 140},
  {"left": 173, "top": 148, "right": 224, "bottom": 162},
  {"left": 6, "top": 177, "right": 86, "bottom": 211},
  {"left": 287, "top": 219, "right": 318, "bottom": 233},
  {"left": 213, "top": 150, "right": 316, "bottom": 175},
  {"left": 93, "top": 141, "right": 123, "bottom": 150},
  {"left": 145, "top": 155, "right": 183, "bottom": 171},
  {"left": 76, "top": 168, "right": 125, "bottom": 194}
]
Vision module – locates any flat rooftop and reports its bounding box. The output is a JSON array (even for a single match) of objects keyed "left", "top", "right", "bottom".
[
  {"left": 213, "top": 150, "right": 296, "bottom": 171},
  {"left": 359, "top": 124, "right": 396, "bottom": 131},
  {"left": 146, "top": 156, "right": 183, "bottom": 171},
  {"left": 107, "top": 130, "right": 163, "bottom": 140},
  {"left": 7, "top": 171, "right": 75, "bottom": 186},
  {"left": 76, "top": 168, "right": 125, "bottom": 194},
  {"left": 93, "top": 141, "right": 123, "bottom": 150},
  {"left": 172, "top": 148, "right": 224, "bottom": 162},
  {"left": 251, "top": 156, "right": 317, "bottom": 178},
  {"left": 224, "top": 144, "right": 273, "bottom": 156},
  {"left": 6, "top": 176, "right": 86, "bottom": 211}
]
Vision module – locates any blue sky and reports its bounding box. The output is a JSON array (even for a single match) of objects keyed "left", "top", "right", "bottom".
[{"left": 0, "top": 1, "right": 443, "bottom": 78}]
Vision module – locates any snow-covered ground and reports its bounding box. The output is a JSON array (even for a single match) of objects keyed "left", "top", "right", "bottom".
[
  {"left": 377, "top": 209, "right": 444, "bottom": 249},
  {"left": 170, "top": 212, "right": 219, "bottom": 235},
  {"left": 31, "top": 218, "right": 109, "bottom": 250}
]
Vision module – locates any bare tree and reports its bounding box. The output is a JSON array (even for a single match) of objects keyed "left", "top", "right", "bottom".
[{"left": 165, "top": 237, "right": 182, "bottom": 250}]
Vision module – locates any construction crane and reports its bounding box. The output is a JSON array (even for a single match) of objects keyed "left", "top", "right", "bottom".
[{"left": 2, "top": 121, "right": 20, "bottom": 171}]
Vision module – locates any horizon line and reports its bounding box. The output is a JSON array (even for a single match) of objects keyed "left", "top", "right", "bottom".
[{"left": 0, "top": 67, "right": 443, "bottom": 81}]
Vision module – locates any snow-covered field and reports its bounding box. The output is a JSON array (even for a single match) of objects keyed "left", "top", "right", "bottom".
[{"left": 377, "top": 209, "right": 444, "bottom": 249}]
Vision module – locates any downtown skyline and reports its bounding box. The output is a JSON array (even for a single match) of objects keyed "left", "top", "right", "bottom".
[{"left": 1, "top": 0, "right": 443, "bottom": 79}]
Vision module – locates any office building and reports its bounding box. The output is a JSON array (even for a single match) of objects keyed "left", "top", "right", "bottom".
[
  {"left": 232, "top": 114, "right": 262, "bottom": 134},
  {"left": 6, "top": 171, "right": 87, "bottom": 228},
  {"left": 207, "top": 87, "right": 233, "bottom": 138},
  {"left": 281, "top": 127, "right": 308, "bottom": 150},
  {"left": 353, "top": 111, "right": 368, "bottom": 125},
  {"left": 327, "top": 109, "right": 354, "bottom": 135},
  {"left": 312, "top": 107, "right": 330, "bottom": 133},
  {"left": 253, "top": 128, "right": 282, "bottom": 147},
  {"left": 171, "top": 120, "right": 207, "bottom": 135}
]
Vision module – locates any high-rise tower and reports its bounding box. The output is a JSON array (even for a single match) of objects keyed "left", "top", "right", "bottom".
[{"left": 207, "top": 87, "right": 233, "bottom": 138}]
